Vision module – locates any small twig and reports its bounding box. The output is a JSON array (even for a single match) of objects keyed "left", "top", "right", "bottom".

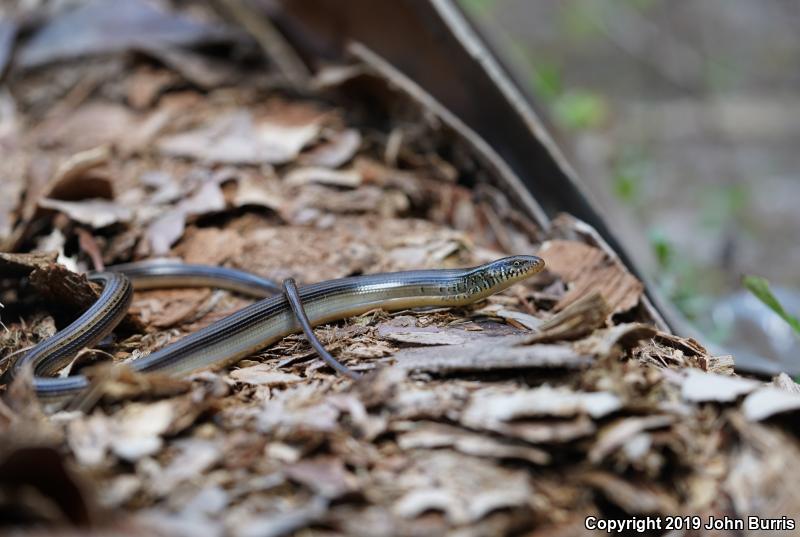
[
  {"left": 0, "top": 344, "right": 33, "bottom": 369},
  {"left": 215, "top": 0, "right": 310, "bottom": 90}
]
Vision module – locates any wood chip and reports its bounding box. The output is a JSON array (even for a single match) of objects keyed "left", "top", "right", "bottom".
[
  {"left": 392, "top": 336, "right": 591, "bottom": 373},
  {"left": 539, "top": 239, "right": 644, "bottom": 314},
  {"left": 680, "top": 369, "right": 760, "bottom": 403}
]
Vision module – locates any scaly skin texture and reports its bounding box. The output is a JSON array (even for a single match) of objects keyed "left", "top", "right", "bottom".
[{"left": 4, "top": 255, "right": 545, "bottom": 399}]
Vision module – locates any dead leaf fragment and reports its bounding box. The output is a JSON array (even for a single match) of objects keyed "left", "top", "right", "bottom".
[
  {"left": 39, "top": 198, "right": 133, "bottom": 228},
  {"left": 146, "top": 209, "right": 185, "bottom": 255},
  {"left": 158, "top": 110, "right": 321, "bottom": 165},
  {"left": 109, "top": 401, "right": 175, "bottom": 461},
  {"left": 302, "top": 129, "right": 361, "bottom": 168},
  {"left": 229, "top": 365, "right": 303, "bottom": 386}
]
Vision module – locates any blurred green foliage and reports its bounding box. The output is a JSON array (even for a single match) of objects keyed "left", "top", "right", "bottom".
[
  {"left": 743, "top": 275, "right": 800, "bottom": 335},
  {"left": 528, "top": 60, "right": 562, "bottom": 102},
  {"left": 698, "top": 184, "right": 748, "bottom": 230},
  {"left": 459, "top": 0, "right": 770, "bottom": 337},
  {"left": 611, "top": 147, "right": 649, "bottom": 205},
  {"left": 559, "top": 2, "right": 599, "bottom": 41},
  {"left": 648, "top": 229, "right": 722, "bottom": 323},
  {"left": 552, "top": 90, "right": 608, "bottom": 130},
  {"left": 460, "top": 0, "right": 496, "bottom": 18}
]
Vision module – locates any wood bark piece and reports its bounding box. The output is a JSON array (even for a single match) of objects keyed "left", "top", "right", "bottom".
[
  {"left": 539, "top": 239, "right": 644, "bottom": 314},
  {"left": 24, "top": 262, "right": 143, "bottom": 332},
  {"left": 391, "top": 336, "right": 592, "bottom": 373}
]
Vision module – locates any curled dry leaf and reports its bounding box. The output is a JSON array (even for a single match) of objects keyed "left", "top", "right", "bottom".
[
  {"left": 589, "top": 415, "right": 675, "bottom": 464},
  {"left": 301, "top": 129, "right": 361, "bottom": 168},
  {"left": 146, "top": 209, "right": 185, "bottom": 256},
  {"left": 46, "top": 145, "right": 113, "bottom": 200},
  {"left": 530, "top": 290, "right": 611, "bottom": 342},
  {"left": 232, "top": 175, "right": 283, "bottom": 210},
  {"left": 145, "top": 181, "right": 226, "bottom": 255}
]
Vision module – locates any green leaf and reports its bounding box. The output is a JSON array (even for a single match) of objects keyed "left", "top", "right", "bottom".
[
  {"left": 648, "top": 229, "right": 673, "bottom": 269},
  {"left": 743, "top": 275, "right": 800, "bottom": 335}
]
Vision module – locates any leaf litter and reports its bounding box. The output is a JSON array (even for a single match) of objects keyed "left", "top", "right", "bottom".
[{"left": 0, "top": 1, "right": 799, "bottom": 535}]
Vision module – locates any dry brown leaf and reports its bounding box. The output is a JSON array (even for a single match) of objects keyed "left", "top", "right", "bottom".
[
  {"left": 158, "top": 110, "right": 321, "bottom": 165},
  {"left": 175, "top": 227, "right": 244, "bottom": 266},
  {"left": 232, "top": 175, "right": 283, "bottom": 210},
  {"left": 38, "top": 103, "right": 138, "bottom": 150},
  {"left": 301, "top": 129, "right": 361, "bottom": 168},
  {"left": 45, "top": 145, "right": 113, "bottom": 200},
  {"left": 146, "top": 209, "right": 185, "bottom": 256},
  {"left": 38, "top": 198, "right": 133, "bottom": 228}
]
